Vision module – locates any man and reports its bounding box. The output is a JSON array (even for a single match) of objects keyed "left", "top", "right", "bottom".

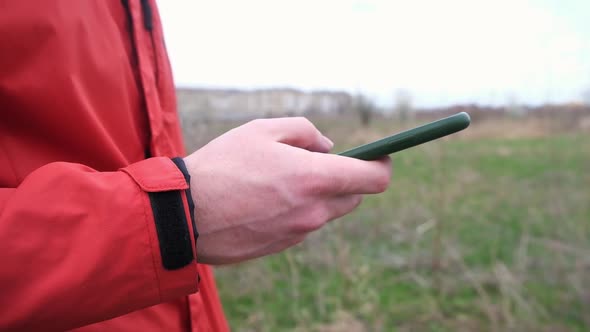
[{"left": 0, "top": 1, "right": 392, "bottom": 331}]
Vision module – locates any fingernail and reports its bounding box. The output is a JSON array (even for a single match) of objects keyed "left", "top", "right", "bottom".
[{"left": 323, "top": 135, "right": 334, "bottom": 150}]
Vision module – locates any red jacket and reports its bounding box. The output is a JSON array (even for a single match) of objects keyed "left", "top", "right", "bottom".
[{"left": 0, "top": 0, "right": 229, "bottom": 331}]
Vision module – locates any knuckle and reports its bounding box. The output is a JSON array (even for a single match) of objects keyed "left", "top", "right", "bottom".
[
  {"left": 248, "top": 118, "right": 266, "bottom": 128},
  {"left": 337, "top": 195, "right": 363, "bottom": 217},
  {"left": 292, "top": 205, "right": 328, "bottom": 234},
  {"left": 374, "top": 172, "right": 391, "bottom": 193},
  {"left": 296, "top": 162, "right": 330, "bottom": 196},
  {"left": 294, "top": 117, "right": 318, "bottom": 133},
  {"left": 300, "top": 175, "right": 321, "bottom": 196},
  {"left": 303, "top": 175, "right": 329, "bottom": 196},
  {"left": 293, "top": 116, "right": 313, "bottom": 127}
]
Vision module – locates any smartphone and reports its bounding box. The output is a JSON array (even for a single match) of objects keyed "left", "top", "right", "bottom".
[{"left": 337, "top": 112, "right": 471, "bottom": 160}]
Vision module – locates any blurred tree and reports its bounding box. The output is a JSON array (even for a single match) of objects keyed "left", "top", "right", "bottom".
[
  {"left": 506, "top": 93, "right": 526, "bottom": 118},
  {"left": 394, "top": 89, "right": 413, "bottom": 123},
  {"left": 354, "top": 93, "right": 375, "bottom": 127},
  {"left": 582, "top": 88, "right": 590, "bottom": 105}
]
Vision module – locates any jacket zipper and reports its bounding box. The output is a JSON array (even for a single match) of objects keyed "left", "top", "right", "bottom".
[
  {"left": 140, "top": 0, "right": 160, "bottom": 86},
  {"left": 120, "top": 0, "right": 138, "bottom": 67},
  {"left": 121, "top": 0, "right": 155, "bottom": 159}
]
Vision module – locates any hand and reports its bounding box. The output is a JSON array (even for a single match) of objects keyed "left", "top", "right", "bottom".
[{"left": 184, "top": 117, "right": 392, "bottom": 265}]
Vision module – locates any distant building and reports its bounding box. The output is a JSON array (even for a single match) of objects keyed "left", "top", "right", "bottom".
[{"left": 176, "top": 87, "right": 354, "bottom": 120}]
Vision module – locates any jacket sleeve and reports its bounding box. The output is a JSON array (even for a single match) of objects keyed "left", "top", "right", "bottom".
[{"left": 0, "top": 157, "right": 200, "bottom": 331}]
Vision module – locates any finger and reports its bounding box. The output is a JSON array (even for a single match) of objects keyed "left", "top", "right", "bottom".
[
  {"left": 251, "top": 117, "right": 333, "bottom": 152},
  {"left": 308, "top": 154, "right": 392, "bottom": 195},
  {"left": 324, "top": 194, "right": 364, "bottom": 222},
  {"left": 293, "top": 194, "right": 364, "bottom": 233}
]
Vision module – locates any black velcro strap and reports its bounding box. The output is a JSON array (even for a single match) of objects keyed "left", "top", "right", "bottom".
[
  {"left": 171, "top": 157, "right": 198, "bottom": 240},
  {"left": 148, "top": 190, "right": 194, "bottom": 270}
]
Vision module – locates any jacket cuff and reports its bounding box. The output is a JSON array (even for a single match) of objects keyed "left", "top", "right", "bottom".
[{"left": 121, "top": 157, "right": 199, "bottom": 301}]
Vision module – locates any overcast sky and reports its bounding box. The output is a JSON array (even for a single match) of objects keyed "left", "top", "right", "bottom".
[{"left": 159, "top": 0, "right": 590, "bottom": 107}]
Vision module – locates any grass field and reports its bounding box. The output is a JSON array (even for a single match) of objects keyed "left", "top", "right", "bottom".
[{"left": 182, "top": 112, "right": 590, "bottom": 331}]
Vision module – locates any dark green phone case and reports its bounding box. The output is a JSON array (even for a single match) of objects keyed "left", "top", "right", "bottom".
[{"left": 338, "top": 112, "right": 471, "bottom": 160}]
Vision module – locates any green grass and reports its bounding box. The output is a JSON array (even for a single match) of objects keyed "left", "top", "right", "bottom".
[{"left": 183, "top": 115, "right": 590, "bottom": 331}]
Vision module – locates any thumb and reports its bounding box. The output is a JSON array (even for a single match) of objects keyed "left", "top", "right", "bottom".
[{"left": 254, "top": 117, "right": 334, "bottom": 152}]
